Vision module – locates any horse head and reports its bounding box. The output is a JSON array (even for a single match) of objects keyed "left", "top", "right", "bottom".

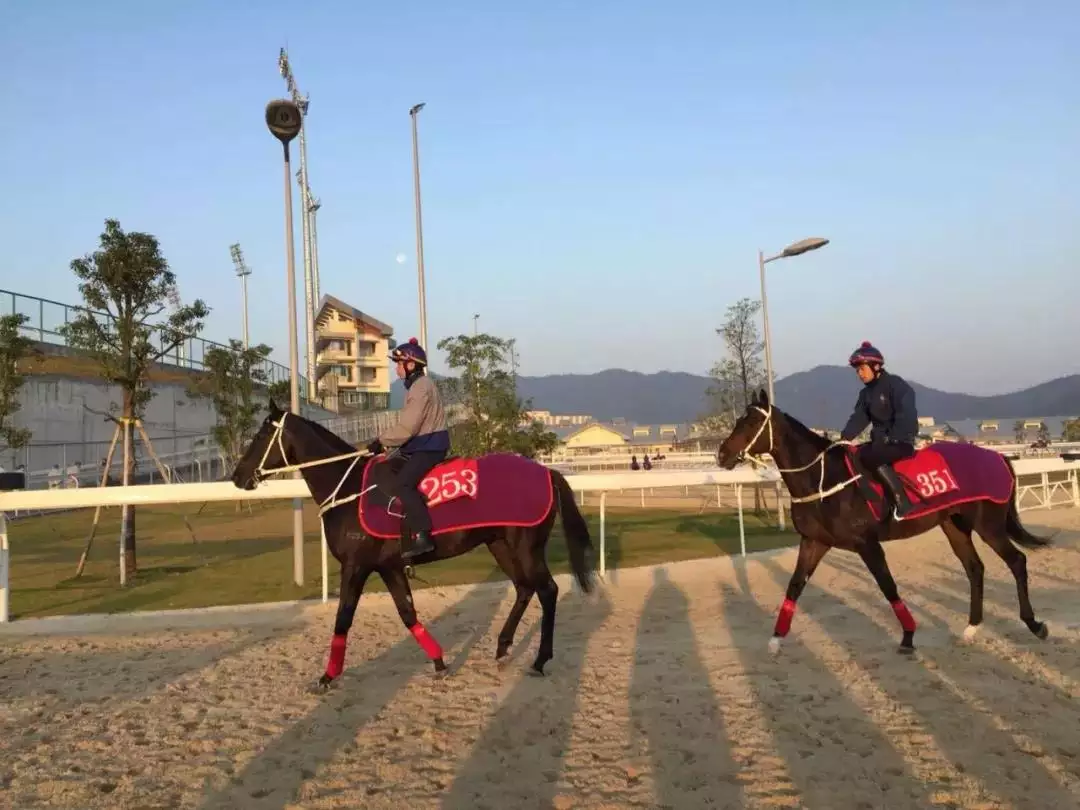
[
  {"left": 716, "top": 388, "right": 775, "bottom": 469},
  {"left": 231, "top": 397, "right": 305, "bottom": 490}
]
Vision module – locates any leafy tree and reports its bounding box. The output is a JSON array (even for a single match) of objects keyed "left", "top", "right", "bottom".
[
  {"left": 702, "top": 297, "right": 769, "bottom": 436},
  {"left": 60, "top": 219, "right": 209, "bottom": 578},
  {"left": 1036, "top": 422, "right": 1051, "bottom": 445},
  {"left": 435, "top": 333, "right": 558, "bottom": 458},
  {"left": 189, "top": 340, "right": 276, "bottom": 466},
  {"left": 0, "top": 313, "right": 35, "bottom": 461},
  {"left": 1063, "top": 418, "right": 1080, "bottom": 443},
  {"left": 1013, "top": 419, "right": 1026, "bottom": 443}
]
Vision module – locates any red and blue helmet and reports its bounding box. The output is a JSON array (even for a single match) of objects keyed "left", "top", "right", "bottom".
[
  {"left": 848, "top": 341, "right": 884, "bottom": 367},
  {"left": 390, "top": 337, "right": 427, "bottom": 366}
]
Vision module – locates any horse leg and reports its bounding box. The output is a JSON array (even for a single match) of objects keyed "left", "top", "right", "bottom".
[
  {"left": 528, "top": 566, "right": 560, "bottom": 677},
  {"left": 857, "top": 540, "right": 918, "bottom": 653},
  {"left": 486, "top": 534, "right": 535, "bottom": 664},
  {"left": 769, "top": 534, "right": 829, "bottom": 654},
  {"left": 940, "top": 515, "right": 986, "bottom": 641},
  {"left": 379, "top": 565, "right": 448, "bottom": 675},
  {"left": 319, "top": 564, "right": 372, "bottom": 689},
  {"left": 973, "top": 509, "right": 1049, "bottom": 640}
]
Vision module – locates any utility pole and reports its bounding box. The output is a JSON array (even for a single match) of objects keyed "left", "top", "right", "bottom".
[
  {"left": 229, "top": 243, "right": 252, "bottom": 348},
  {"left": 409, "top": 102, "right": 428, "bottom": 351},
  {"left": 278, "top": 48, "right": 317, "bottom": 401}
]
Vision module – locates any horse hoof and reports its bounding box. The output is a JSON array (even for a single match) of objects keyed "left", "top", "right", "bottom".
[
  {"left": 527, "top": 667, "right": 546, "bottom": 678},
  {"left": 312, "top": 675, "right": 333, "bottom": 693},
  {"left": 768, "top": 636, "right": 782, "bottom": 655},
  {"left": 962, "top": 624, "right": 980, "bottom": 642},
  {"left": 1033, "top": 622, "right": 1049, "bottom": 640},
  {"left": 897, "top": 644, "right": 916, "bottom": 656},
  {"left": 433, "top": 658, "right": 448, "bottom": 676}
]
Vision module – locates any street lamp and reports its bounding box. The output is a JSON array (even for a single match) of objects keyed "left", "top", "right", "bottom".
[
  {"left": 410, "top": 102, "right": 428, "bottom": 351},
  {"left": 758, "top": 237, "right": 829, "bottom": 406},
  {"left": 473, "top": 313, "right": 479, "bottom": 336},
  {"left": 265, "top": 97, "right": 306, "bottom": 587}
]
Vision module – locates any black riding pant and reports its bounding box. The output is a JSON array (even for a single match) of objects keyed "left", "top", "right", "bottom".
[
  {"left": 857, "top": 440, "right": 915, "bottom": 471},
  {"left": 371, "top": 450, "right": 446, "bottom": 533}
]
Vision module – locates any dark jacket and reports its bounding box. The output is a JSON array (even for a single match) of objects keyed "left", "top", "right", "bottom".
[{"left": 840, "top": 370, "right": 918, "bottom": 445}]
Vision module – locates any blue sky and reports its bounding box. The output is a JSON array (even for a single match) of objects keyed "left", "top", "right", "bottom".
[{"left": 3, "top": 1, "right": 1078, "bottom": 395}]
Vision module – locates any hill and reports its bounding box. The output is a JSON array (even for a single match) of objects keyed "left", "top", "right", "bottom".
[{"left": 392, "top": 367, "right": 1080, "bottom": 428}]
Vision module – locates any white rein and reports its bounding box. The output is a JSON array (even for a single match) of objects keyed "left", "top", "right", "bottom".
[
  {"left": 254, "top": 413, "right": 379, "bottom": 516},
  {"left": 738, "top": 405, "right": 862, "bottom": 504}
]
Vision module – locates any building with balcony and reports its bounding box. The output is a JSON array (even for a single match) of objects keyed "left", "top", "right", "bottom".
[{"left": 314, "top": 294, "right": 394, "bottom": 413}]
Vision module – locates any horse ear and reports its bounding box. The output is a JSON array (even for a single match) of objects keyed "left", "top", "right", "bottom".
[
  {"left": 267, "top": 397, "right": 280, "bottom": 415},
  {"left": 758, "top": 388, "right": 769, "bottom": 406}
]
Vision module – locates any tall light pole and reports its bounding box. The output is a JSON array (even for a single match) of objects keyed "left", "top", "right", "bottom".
[
  {"left": 473, "top": 313, "right": 479, "bottom": 336},
  {"left": 229, "top": 243, "right": 252, "bottom": 349},
  {"left": 759, "top": 237, "right": 830, "bottom": 406},
  {"left": 410, "top": 102, "right": 428, "bottom": 351},
  {"left": 265, "top": 98, "right": 306, "bottom": 588},
  {"left": 278, "top": 48, "right": 318, "bottom": 402}
]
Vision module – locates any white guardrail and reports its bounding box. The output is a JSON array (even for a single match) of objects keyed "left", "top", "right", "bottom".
[{"left": 0, "top": 459, "right": 1077, "bottom": 624}]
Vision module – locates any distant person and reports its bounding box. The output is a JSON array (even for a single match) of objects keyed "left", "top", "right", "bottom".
[
  {"left": 840, "top": 341, "right": 919, "bottom": 518},
  {"left": 630, "top": 454, "right": 639, "bottom": 471},
  {"left": 642, "top": 454, "right": 652, "bottom": 471}
]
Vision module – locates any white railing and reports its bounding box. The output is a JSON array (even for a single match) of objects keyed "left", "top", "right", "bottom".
[{"left": 0, "top": 459, "right": 1077, "bottom": 624}]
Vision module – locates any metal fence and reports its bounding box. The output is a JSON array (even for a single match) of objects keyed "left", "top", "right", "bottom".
[{"left": 4, "top": 288, "right": 309, "bottom": 394}]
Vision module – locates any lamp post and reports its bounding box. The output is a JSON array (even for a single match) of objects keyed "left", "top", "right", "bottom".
[
  {"left": 759, "top": 237, "right": 830, "bottom": 406},
  {"left": 473, "top": 313, "right": 479, "bottom": 336},
  {"left": 410, "top": 102, "right": 428, "bottom": 351},
  {"left": 229, "top": 243, "right": 252, "bottom": 349},
  {"left": 265, "top": 98, "right": 306, "bottom": 587}
]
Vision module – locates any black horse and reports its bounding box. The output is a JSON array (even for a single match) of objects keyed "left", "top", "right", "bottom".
[
  {"left": 230, "top": 400, "right": 595, "bottom": 688},
  {"left": 716, "top": 389, "right": 1051, "bottom": 654}
]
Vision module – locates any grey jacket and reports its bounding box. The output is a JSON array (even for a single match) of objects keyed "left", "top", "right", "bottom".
[{"left": 378, "top": 374, "right": 450, "bottom": 453}]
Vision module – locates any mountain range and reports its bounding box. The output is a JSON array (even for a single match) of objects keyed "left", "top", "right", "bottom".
[{"left": 390, "top": 366, "right": 1080, "bottom": 429}]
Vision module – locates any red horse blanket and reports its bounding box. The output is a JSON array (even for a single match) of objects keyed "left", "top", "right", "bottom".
[
  {"left": 358, "top": 452, "right": 554, "bottom": 539},
  {"left": 845, "top": 441, "right": 1013, "bottom": 521}
]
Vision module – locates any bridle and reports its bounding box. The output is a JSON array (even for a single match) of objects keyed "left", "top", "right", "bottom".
[
  {"left": 736, "top": 405, "right": 862, "bottom": 504},
  {"left": 252, "top": 412, "right": 385, "bottom": 516}
]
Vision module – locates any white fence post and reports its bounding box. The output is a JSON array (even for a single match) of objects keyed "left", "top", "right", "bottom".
[
  {"left": 599, "top": 491, "right": 607, "bottom": 579},
  {"left": 0, "top": 512, "right": 8, "bottom": 623},
  {"left": 320, "top": 520, "right": 329, "bottom": 604},
  {"left": 736, "top": 484, "right": 746, "bottom": 557}
]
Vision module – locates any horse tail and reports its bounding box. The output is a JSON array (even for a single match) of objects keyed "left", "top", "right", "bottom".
[
  {"left": 550, "top": 468, "right": 595, "bottom": 593},
  {"left": 1004, "top": 457, "right": 1054, "bottom": 548}
]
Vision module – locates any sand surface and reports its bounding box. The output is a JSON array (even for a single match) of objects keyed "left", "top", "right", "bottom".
[{"left": 3, "top": 510, "right": 1080, "bottom": 809}]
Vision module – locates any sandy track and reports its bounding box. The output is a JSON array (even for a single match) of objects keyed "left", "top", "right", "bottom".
[{"left": 2, "top": 511, "right": 1080, "bottom": 810}]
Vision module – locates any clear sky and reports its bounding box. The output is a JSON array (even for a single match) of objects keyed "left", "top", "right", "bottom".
[{"left": 3, "top": 1, "right": 1078, "bottom": 395}]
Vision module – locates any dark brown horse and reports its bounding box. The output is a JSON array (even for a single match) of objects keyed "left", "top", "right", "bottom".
[
  {"left": 230, "top": 400, "right": 595, "bottom": 689},
  {"left": 716, "top": 389, "right": 1052, "bottom": 654}
]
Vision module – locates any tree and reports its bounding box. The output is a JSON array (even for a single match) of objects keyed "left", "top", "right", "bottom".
[
  {"left": 1063, "top": 418, "right": 1080, "bottom": 443},
  {"left": 189, "top": 340, "right": 276, "bottom": 466},
  {"left": 59, "top": 219, "right": 209, "bottom": 578},
  {"left": 1036, "top": 422, "right": 1051, "bottom": 446},
  {"left": 435, "top": 333, "right": 558, "bottom": 458},
  {"left": 0, "top": 313, "right": 34, "bottom": 462},
  {"left": 1013, "top": 419, "right": 1026, "bottom": 443},
  {"left": 702, "top": 298, "right": 769, "bottom": 436}
]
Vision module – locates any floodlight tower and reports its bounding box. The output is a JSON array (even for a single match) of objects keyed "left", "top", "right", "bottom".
[
  {"left": 229, "top": 243, "right": 252, "bottom": 348},
  {"left": 166, "top": 284, "right": 186, "bottom": 365},
  {"left": 278, "top": 48, "right": 317, "bottom": 400},
  {"left": 307, "top": 191, "right": 321, "bottom": 311}
]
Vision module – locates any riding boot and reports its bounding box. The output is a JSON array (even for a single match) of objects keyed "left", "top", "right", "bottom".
[
  {"left": 401, "top": 529, "right": 435, "bottom": 561},
  {"left": 876, "top": 465, "right": 915, "bottom": 519}
]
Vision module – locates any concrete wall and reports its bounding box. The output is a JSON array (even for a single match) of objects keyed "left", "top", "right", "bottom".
[{"left": 7, "top": 374, "right": 337, "bottom": 473}]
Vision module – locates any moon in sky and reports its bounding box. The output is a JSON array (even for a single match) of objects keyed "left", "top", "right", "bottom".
[{"left": 395, "top": 253, "right": 407, "bottom": 264}]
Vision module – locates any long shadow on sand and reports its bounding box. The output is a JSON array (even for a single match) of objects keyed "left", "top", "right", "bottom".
[
  {"left": 759, "top": 554, "right": 1080, "bottom": 808},
  {"left": 629, "top": 566, "right": 746, "bottom": 807},
  {"left": 720, "top": 576, "right": 941, "bottom": 809},
  {"left": 439, "top": 588, "right": 612, "bottom": 810},
  {"left": 198, "top": 572, "right": 514, "bottom": 810}
]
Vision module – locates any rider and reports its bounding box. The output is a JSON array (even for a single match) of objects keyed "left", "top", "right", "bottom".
[
  {"left": 366, "top": 337, "right": 449, "bottom": 560},
  {"left": 840, "top": 341, "right": 919, "bottom": 519}
]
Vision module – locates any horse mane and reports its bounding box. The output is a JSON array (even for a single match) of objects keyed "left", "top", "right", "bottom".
[
  {"left": 290, "top": 412, "right": 359, "bottom": 455},
  {"left": 776, "top": 405, "right": 833, "bottom": 451}
]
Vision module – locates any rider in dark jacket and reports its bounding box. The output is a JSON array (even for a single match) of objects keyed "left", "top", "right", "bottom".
[
  {"left": 366, "top": 337, "right": 449, "bottom": 560},
  {"left": 840, "top": 341, "right": 919, "bottom": 518}
]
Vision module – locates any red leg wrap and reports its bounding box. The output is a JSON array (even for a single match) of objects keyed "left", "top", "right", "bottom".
[
  {"left": 410, "top": 622, "right": 443, "bottom": 659},
  {"left": 774, "top": 598, "right": 797, "bottom": 637},
  {"left": 891, "top": 600, "right": 917, "bottom": 633},
  {"left": 326, "top": 633, "right": 347, "bottom": 679}
]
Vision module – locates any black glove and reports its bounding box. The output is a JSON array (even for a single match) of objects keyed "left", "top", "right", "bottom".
[{"left": 366, "top": 439, "right": 385, "bottom": 456}]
